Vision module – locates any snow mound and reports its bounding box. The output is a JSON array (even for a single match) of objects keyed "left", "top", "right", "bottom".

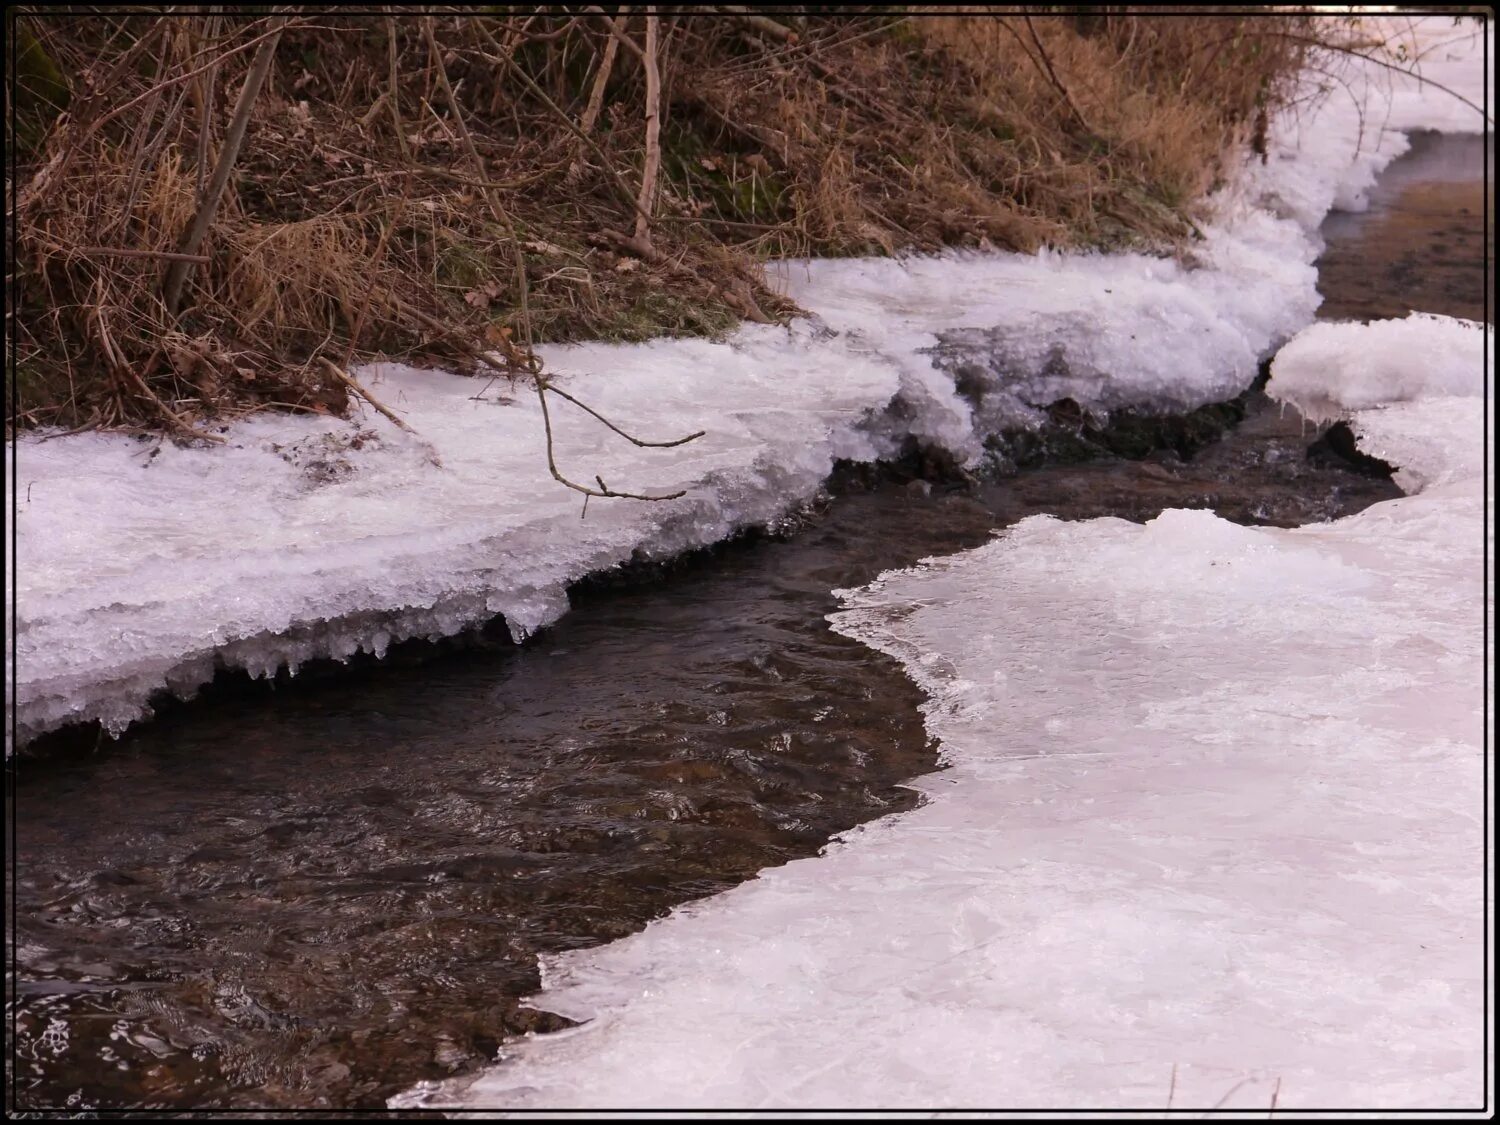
[{"left": 1268, "top": 313, "right": 1489, "bottom": 421}]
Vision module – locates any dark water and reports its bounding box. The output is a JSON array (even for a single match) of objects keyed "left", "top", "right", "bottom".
[
  {"left": 6, "top": 134, "right": 1485, "bottom": 1113},
  {"left": 1316, "top": 129, "right": 1490, "bottom": 323}
]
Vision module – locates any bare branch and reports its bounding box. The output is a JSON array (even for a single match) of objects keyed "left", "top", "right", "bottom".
[
  {"left": 578, "top": 8, "right": 628, "bottom": 140},
  {"left": 634, "top": 10, "right": 663, "bottom": 251},
  {"left": 533, "top": 376, "right": 689, "bottom": 502},
  {"left": 584, "top": 6, "right": 646, "bottom": 61},
  {"left": 543, "top": 380, "right": 704, "bottom": 448}
]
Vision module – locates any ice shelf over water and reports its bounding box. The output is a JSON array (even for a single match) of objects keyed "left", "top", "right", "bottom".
[
  {"left": 387, "top": 18, "right": 1491, "bottom": 1114},
  {"left": 7, "top": 14, "right": 1490, "bottom": 753}
]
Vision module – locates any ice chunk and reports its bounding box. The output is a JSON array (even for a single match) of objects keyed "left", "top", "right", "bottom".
[{"left": 1268, "top": 312, "right": 1490, "bottom": 494}]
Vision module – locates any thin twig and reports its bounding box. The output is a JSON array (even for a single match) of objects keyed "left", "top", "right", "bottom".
[
  {"left": 340, "top": 175, "right": 411, "bottom": 369},
  {"left": 544, "top": 380, "right": 704, "bottom": 448},
  {"left": 533, "top": 376, "right": 688, "bottom": 502},
  {"left": 386, "top": 13, "right": 412, "bottom": 163},
  {"left": 1021, "top": 14, "right": 1097, "bottom": 135}
]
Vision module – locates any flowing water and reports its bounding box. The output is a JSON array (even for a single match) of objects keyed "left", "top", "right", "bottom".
[{"left": 6, "top": 132, "right": 1487, "bottom": 1113}]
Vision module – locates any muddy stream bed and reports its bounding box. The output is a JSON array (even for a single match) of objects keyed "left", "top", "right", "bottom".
[{"left": 6, "top": 131, "right": 1488, "bottom": 1113}]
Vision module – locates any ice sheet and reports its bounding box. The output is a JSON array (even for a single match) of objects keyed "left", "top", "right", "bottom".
[{"left": 8, "top": 324, "right": 896, "bottom": 747}]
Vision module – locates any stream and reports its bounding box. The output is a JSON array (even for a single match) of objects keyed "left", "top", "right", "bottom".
[{"left": 6, "top": 131, "right": 1488, "bottom": 1113}]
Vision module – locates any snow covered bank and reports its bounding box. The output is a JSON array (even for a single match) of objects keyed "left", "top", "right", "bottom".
[
  {"left": 391, "top": 323, "right": 1488, "bottom": 1112},
  {"left": 7, "top": 17, "right": 1489, "bottom": 750},
  {"left": 7, "top": 325, "right": 896, "bottom": 748}
]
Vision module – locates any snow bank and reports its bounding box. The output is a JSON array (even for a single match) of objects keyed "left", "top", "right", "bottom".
[
  {"left": 767, "top": 17, "right": 1491, "bottom": 464},
  {"left": 394, "top": 264, "right": 1488, "bottom": 1119},
  {"left": 8, "top": 17, "right": 1489, "bottom": 750},
  {"left": 8, "top": 324, "right": 895, "bottom": 748},
  {"left": 770, "top": 226, "right": 1319, "bottom": 464}
]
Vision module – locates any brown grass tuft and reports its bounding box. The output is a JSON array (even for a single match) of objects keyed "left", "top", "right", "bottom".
[{"left": 8, "top": 9, "right": 1374, "bottom": 435}]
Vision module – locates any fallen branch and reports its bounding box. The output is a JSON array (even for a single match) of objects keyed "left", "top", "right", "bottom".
[
  {"left": 78, "top": 246, "right": 211, "bottom": 264},
  {"left": 720, "top": 6, "right": 799, "bottom": 44},
  {"left": 318, "top": 357, "right": 417, "bottom": 433},
  {"left": 96, "top": 310, "right": 225, "bottom": 444}
]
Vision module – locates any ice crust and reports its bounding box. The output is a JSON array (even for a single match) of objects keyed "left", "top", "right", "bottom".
[
  {"left": 391, "top": 224, "right": 1490, "bottom": 1122},
  {"left": 7, "top": 14, "right": 1491, "bottom": 752},
  {"left": 9, "top": 324, "right": 895, "bottom": 747}
]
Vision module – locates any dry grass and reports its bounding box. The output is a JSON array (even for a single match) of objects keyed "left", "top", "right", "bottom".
[{"left": 7, "top": 8, "right": 1363, "bottom": 435}]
